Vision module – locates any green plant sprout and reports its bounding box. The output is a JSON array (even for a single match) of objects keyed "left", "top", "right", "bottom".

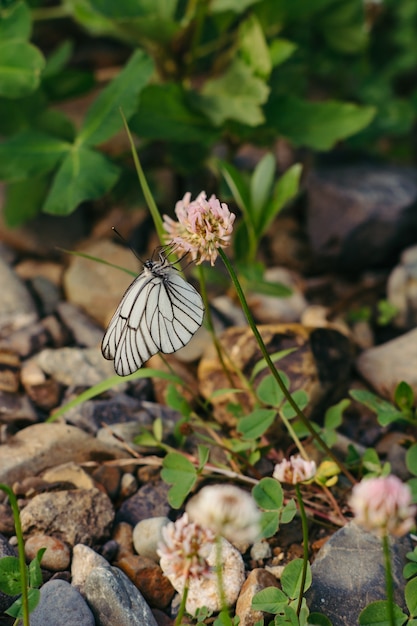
[{"left": 0, "top": 484, "right": 45, "bottom": 626}]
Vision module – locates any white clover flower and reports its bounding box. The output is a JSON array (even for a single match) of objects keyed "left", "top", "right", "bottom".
[
  {"left": 186, "top": 484, "right": 261, "bottom": 546},
  {"left": 163, "top": 192, "right": 235, "bottom": 266},
  {"left": 349, "top": 475, "right": 416, "bottom": 537},
  {"left": 273, "top": 455, "right": 317, "bottom": 485},
  {"left": 157, "top": 513, "right": 214, "bottom": 583}
]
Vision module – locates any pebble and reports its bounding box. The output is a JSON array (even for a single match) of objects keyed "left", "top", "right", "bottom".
[
  {"left": 61, "top": 397, "right": 145, "bottom": 435},
  {"left": 20, "top": 488, "right": 114, "bottom": 547},
  {"left": 356, "top": 327, "right": 417, "bottom": 400},
  {"left": 20, "top": 360, "right": 62, "bottom": 411},
  {"left": 71, "top": 543, "right": 111, "bottom": 594},
  {"left": 113, "top": 522, "right": 134, "bottom": 559},
  {"left": 25, "top": 534, "right": 71, "bottom": 571},
  {"left": 0, "top": 349, "right": 20, "bottom": 392},
  {"left": 160, "top": 537, "right": 245, "bottom": 615},
  {"left": 17, "top": 579, "right": 95, "bottom": 626},
  {"left": 57, "top": 301, "right": 104, "bottom": 348},
  {"left": 119, "top": 472, "right": 138, "bottom": 499},
  {"left": 0, "top": 390, "right": 39, "bottom": 428},
  {"left": 387, "top": 244, "right": 417, "bottom": 329},
  {"left": 0, "top": 320, "right": 53, "bottom": 358},
  {"left": 235, "top": 568, "right": 280, "bottom": 626},
  {"left": 247, "top": 267, "right": 308, "bottom": 323},
  {"left": 116, "top": 553, "right": 175, "bottom": 609},
  {"left": 116, "top": 481, "right": 171, "bottom": 526},
  {"left": 33, "top": 346, "right": 117, "bottom": 387},
  {"left": 0, "top": 422, "right": 126, "bottom": 485},
  {"left": 84, "top": 566, "right": 159, "bottom": 626},
  {"left": 42, "top": 462, "right": 97, "bottom": 490},
  {"left": 92, "top": 464, "right": 123, "bottom": 499},
  {"left": 0, "top": 256, "right": 38, "bottom": 333},
  {"left": 250, "top": 540, "right": 272, "bottom": 561},
  {"left": 306, "top": 522, "right": 412, "bottom": 625},
  {"left": 63, "top": 239, "right": 139, "bottom": 327},
  {"left": 132, "top": 517, "right": 170, "bottom": 562}
]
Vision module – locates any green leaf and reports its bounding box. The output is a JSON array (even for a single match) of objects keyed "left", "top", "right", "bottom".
[
  {"left": 0, "top": 556, "right": 22, "bottom": 595},
  {"left": 197, "top": 58, "right": 269, "bottom": 127},
  {"left": 307, "top": 613, "right": 333, "bottom": 626},
  {"left": 407, "top": 477, "right": 417, "bottom": 504},
  {"left": 218, "top": 160, "right": 251, "bottom": 216},
  {"left": 43, "top": 146, "right": 120, "bottom": 215},
  {"left": 257, "top": 163, "right": 302, "bottom": 234},
  {"left": 281, "top": 499, "right": 297, "bottom": 524},
  {"left": 0, "top": 40, "right": 45, "bottom": 98},
  {"left": 281, "top": 559, "right": 312, "bottom": 599},
  {"left": 252, "top": 477, "right": 283, "bottom": 510},
  {"left": 281, "top": 390, "right": 309, "bottom": 419},
  {"left": 265, "top": 96, "right": 376, "bottom": 151},
  {"left": 358, "top": 600, "right": 407, "bottom": 625},
  {"left": 406, "top": 444, "right": 417, "bottom": 478},
  {"left": 0, "top": 130, "right": 70, "bottom": 181},
  {"left": 349, "top": 389, "right": 404, "bottom": 426},
  {"left": 6, "top": 587, "right": 41, "bottom": 618},
  {"left": 251, "top": 349, "right": 296, "bottom": 380},
  {"left": 394, "top": 381, "right": 414, "bottom": 412},
  {"left": 250, "top": 153, "right": 275, "bottom": 219},
  {"left": 239, "top": 14, "right": 271, "bottom": 78},
  {"left": 197, "top": 445, "right": 210, "bottom": 469},
  {"left": 405, "top": 577, "right": 417, "bottom": 617},
  {"left": 131, "top": 83, "right": 216, "bottom": 143},
  {"left": 259, "top": 510, "right": 280, "bottom": 538},
  {"left": 324, "top": 398, "right": 350, "bottom": 430},
  {"left": 28, "top": 549, "right": 46, "bottom": 589},
  {"left": 3, "top": 177, "right": 49, "bottom": 227},
  {"left": 269, "top": 38, "right": 297, "bottom": 67},
  {"left": 238, "top": 408, "right": 276, "bottom": 440},
  {"left": 0, "top": 1, "right": 31, "bottom": 40},
  {"left": 257, "top": 373, "right": 288, "bottom": 406},
  {"left": 251, "top": 587, "right": 288, "bottom": 613},
  {"left": 210, "top": 0, "right": 262, "bottom": 13},
  {"left": 77, "top": 49, "right": 154, "bottom": 146},
  {"left": 43, "top": 40, "right": 74, "bottom": 79},
  {"left": 89, "top": 0, "right": 177, "bottom": 19},
  {"left": 161, "top": 452, "right": 197, "bottom": 509},
  {"left": 165, "top": 384, "right": 192, "bottom": 417}
]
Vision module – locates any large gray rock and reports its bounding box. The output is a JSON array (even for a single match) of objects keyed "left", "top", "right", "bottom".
[
  {"left": 20, "top": 488, "right": 114, "bottom": 547},
  {"left": 84, "top": 566, "right": 158, "bottom": 626},
  {"left": 0, "top": 422, "right": 126, "bottom": 485},
  {"left": 307, "top": 165, "right": 417, "bottom": 272},
  {"left": 17, "top": 578, "right": 95, "bottom": 626},
  {"left": 306, "top": 522, "right": 412, "bottom": 625}
]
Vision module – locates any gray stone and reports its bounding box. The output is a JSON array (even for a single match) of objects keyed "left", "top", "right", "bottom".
[
  {"left": 0, "top": 422, "right": 126, "bottom": 485},
  {"left": 84, "top": 566, "right": 158, "bottom": 626},
  {"left": 387, "top": 244, "right": 417, "bottom": 329},
  {"left": 0, "top": 257, "right": 38, "bottom": 333},
  {"left": 115, "top": 481, "right": 171, "bottom": 526},
  {"left": 17, "top": 579, "right": 95, "bottom": 626},
  {"left": 20, "top": 488, "right": 114, "bottom": 547},
  {"left": 306, "top": 522, "right": 412, "bottom": 626},
  {"left": 57, "top": 301, "right": 104, "bottom": 348},
  {"left": 356, "top": 327, "right": 417, "bottom": 401},
  {"left": 132, "top": 517, "right": 170, "bottom": 562},
  {"left": 64, "top": 395, "right": 149, "bottom": 435},
  {"left": 33, "top": 347, "right": 118, "bottom": 387},
  {"left": 71, "top": 543, "right": 111, "bottom": 594},
  {"left": 307, "top": 165, "right": 417, "bottom": 272}
]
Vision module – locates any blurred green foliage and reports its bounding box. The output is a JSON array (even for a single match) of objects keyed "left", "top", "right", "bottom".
[{"left": 0, "top": 0, "right": 416, "bottom": 225}]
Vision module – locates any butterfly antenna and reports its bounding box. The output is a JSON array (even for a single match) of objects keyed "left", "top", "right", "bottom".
[{"left": 111, "top": 226, "right": 143, "bottom": 263}]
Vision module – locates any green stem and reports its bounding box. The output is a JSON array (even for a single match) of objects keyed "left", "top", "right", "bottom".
[
  {"left": 295, "top": 484, "right": 309, "bottom": 617},
  {"left": 31, "top": 6, "right": 70, "bottom": 20},
  {"left": 215, "top": 537, "right": 233, "bottom": 626},
  {"left": 382, "top": 533, "right": 396, "bottom": 626},
  {"left": 175, "top": 582, "right": 189, "bottom": 626},
  {"left": 218, "top": 248, "right": 356, "bottom": 485},
  {"left": 0, "top": 484, "right": 29, "bottom": 626}
]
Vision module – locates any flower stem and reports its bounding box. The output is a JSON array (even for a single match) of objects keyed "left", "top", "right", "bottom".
[
  {"left": 295, "top": 484, "right": 309, "bottom": 617},
  {"left": 175, "top": 582, "right": 189, "bottom": 626},
  {"left": 382, "top": 533, "right": 396, "bottom": 626},
  {"left": 215, "top": 537, "right": 233, "bottom": 626},
  {"left": 0, "top": 484, "right": 29, "bottom": 626},
  {"left": 218, "top": 249, "right": 356, "bottom": 485}
]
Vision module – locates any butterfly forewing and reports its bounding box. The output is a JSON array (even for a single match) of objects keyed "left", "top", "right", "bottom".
[{"left": 102, "top": 258, "right": 204, "bottom": 376}]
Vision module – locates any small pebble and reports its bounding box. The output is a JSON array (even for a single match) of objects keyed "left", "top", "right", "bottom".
[
  {"left": 25, "top": 534, "right": 71, "bottom": 571},
  {"left": 133, "top": 517, "right": 170, "bottom": 562}
]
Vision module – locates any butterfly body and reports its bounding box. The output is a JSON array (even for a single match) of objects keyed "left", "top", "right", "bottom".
[{"left": 102, "top": 255, "right": 204, "bottom": 376}]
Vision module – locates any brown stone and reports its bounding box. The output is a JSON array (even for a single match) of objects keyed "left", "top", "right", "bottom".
[
  {"left": 235, "top": 568, "right": 280, "bottom": 626},
  {"left": 116, "top": 554, "right": 175, "bottom": 609},
  {"left": 112, "top": 522, "right": 134, "bottom": 559}
]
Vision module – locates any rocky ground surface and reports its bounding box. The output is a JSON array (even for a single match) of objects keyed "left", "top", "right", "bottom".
[{"left": 1, "top": 163, "right": 417, "bottom": 625}]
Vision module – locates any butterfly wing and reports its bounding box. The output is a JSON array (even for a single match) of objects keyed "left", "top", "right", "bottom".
[{"left": 102, "top": 266, "right": 204, "bottom": 376}]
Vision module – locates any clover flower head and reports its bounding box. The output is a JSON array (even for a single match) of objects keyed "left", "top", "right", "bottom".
[
  {"left": 349, "top": 475, "right": 416, "bottom": 537},
  {"left": 273, "top": 455, "right": 317, "bottom": 485},
  {"left": 186, "top": 484, "right": 261, "bottom": 546},
  {"left": 157, "top": 513, "right": 214, "bottom": 583},
  {"left": 163, "top": 191, "right": 235, "bottom": 266}
]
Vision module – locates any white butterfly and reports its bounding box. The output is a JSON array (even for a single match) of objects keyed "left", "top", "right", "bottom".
[{"left": 102, "top": 251, "right": 205, "bottom": 376}]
